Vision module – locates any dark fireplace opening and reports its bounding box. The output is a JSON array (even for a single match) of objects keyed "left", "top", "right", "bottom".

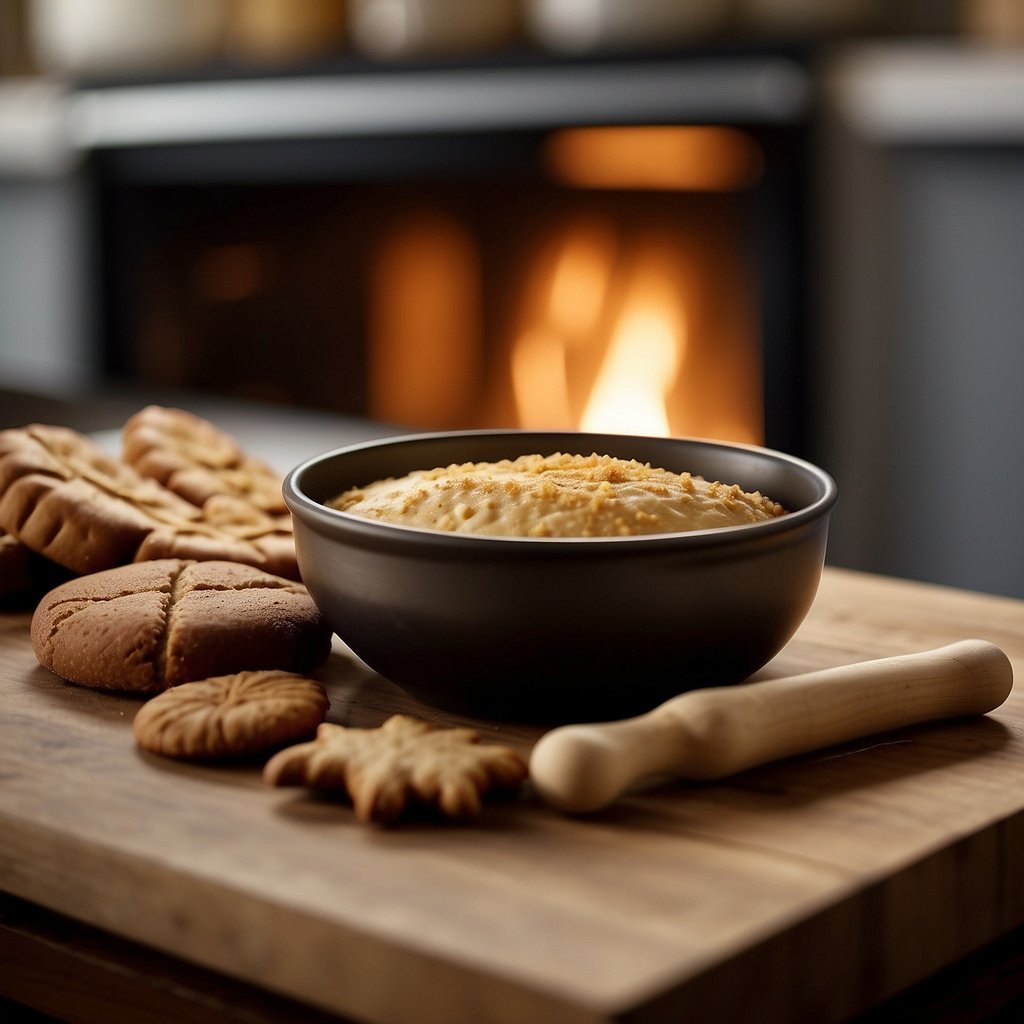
[{"left": 91, "top": 96, "right": 809, "bottom": 455}]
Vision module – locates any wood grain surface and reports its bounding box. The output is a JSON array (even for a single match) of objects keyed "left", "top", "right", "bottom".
[{"left": 2, "top": 566, "right": 1024, "bottom": 1024}]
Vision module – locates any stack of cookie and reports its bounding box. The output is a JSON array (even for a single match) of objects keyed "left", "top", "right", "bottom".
[
  {"left": 2, "top": 406, "right": 528, "bottom": 823},
  {"left": 0, "top": 405, "right": 298, "bottom": 589},
  {"left": 0, "top": 404, "right": 333, "bottom": 708}
]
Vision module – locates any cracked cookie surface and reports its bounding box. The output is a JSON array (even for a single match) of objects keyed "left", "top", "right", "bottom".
[
  {"left": 31, "top": 559, "right": 333, "bottom": 693},
  {"left": 133, "top": 670, "right": 329, "bottom": 759}
]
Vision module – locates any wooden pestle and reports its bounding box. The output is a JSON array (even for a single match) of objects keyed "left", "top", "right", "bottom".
[{"left": 529, "top": 640, "right": 1013, "bottom": 813}]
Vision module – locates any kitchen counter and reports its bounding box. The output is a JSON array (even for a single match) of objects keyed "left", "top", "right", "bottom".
[{"left": 2, "top": 406, "right": 1024, "bottom": 1022}]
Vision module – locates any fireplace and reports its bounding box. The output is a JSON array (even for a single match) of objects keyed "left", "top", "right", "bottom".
[{"left": 86, "top": 52, "right": 812, "bottom": 454}]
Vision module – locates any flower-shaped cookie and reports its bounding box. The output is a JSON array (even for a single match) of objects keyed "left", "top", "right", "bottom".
[
  {"left": 133, "top": 670, "right": 329, "bottom": 759},
  {"left": 263, "top": 714, "right": 528, "bottom": 823}
]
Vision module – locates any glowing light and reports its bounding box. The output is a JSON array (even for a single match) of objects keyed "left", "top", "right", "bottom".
[
  {"left": 546, "top": 220, "right": 615, "bottom": 339},
  {"left": 368, "top": 211, "right": 481, "bottom": 428},
  {"left": 511, "top": 218, "right": 617, "bottom": 429},
  {"left": 511, "top": 325, "right": 572, "bottom": 429},
  {"left": 512, "top": 224, "right": 688, "bottom": 438},
  {"left": 580, "top": 287, "right": 684, "bottom": 437},
  {"left": 545, "top": 125, "right": 763, "bottom": 192}
]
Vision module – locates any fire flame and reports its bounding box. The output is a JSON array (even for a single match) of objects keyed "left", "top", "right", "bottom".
[
  {"left": 363, "top": 197, "right": 762, "bottom": 441},
  {"left": 580, "top": 298, "right": 682, "bottom": 436},
  {"left": 512, "top": 221, "right": 687, "bottom": 437},
  {"left": 510, "top": 218, "right": 761, "bottom": 442},
  {"left": 580, "top": 243, "right": 684, "bottom": 435}
]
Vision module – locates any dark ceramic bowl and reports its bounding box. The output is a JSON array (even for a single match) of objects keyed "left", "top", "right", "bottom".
[{"left": 284, "top": 431, "right": 838, "bottom": 722}]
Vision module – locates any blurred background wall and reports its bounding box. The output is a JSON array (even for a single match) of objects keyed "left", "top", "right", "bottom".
[{"left": 2, "top": 0, "right": 1023, "bottom": 597}]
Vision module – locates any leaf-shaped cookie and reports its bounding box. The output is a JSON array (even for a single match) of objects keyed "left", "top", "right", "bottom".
[{"left": 263, "top": 714, "right": 527, "bottom": 823}]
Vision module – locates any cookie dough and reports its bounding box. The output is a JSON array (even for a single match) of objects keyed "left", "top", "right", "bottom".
[{"left": 330, "top": 453, "right": 784, "bottom": 538}]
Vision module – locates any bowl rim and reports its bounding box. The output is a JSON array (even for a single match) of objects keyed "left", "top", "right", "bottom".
[{"left": 283, "top": 429, "right": 838, "bottom": 550}]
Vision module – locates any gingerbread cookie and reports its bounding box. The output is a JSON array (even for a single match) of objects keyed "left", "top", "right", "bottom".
[
  {"left": 263, "top": 714, "right": 528, "bottom": 823},
  {"left": 31, "top": 559, "right": 333, "bottom": 694},
  {"left": 133, "top": 670, "right": 329, "bottom": 759},
  {"left": 123, "top": 406, "right": 289, "bottom": 516},
  {"left": 0, "top": 423, "right": 298, "bottom": 578}
]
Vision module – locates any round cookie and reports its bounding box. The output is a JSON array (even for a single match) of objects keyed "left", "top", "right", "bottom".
[
  {"left": 133, "top": 671, "right": 329, "bottom": 759},
  {"left": 31, "top": 559, "right": 333, "bottom": 694}
]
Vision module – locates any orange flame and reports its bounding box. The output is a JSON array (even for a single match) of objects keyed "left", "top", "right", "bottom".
[
  {"left": 580, "top": 263, "right": 684, "bottom": 436},
  {"left": 512, "top": 218, "right": 617, "bottom": 430},
  {"left": 509, "top": 218, "right": 761, "bottom": 442},
  {"left": 512, "top": 223, "right": 687, "bottom": 437}
]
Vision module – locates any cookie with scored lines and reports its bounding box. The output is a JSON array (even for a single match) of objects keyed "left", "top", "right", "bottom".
[
  {"left": 31, "top": 559, "right": 332, "bottom": 694},
  {"left": 133, "top": 670, "right": 329, "bottom": 759}
]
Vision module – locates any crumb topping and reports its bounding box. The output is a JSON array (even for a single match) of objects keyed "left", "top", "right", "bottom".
[{"left": 328, "top": 453, "right": 785, "bottom": 538}]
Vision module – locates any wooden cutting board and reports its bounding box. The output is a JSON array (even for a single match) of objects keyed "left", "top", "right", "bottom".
[{"left": 2, "top": 566, "right": 1024, "bottom": 1024}]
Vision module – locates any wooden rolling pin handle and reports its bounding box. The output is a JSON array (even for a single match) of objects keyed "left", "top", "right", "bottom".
[{"left": 529, "top": 640, "right": 1013, "bottom": 814}]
